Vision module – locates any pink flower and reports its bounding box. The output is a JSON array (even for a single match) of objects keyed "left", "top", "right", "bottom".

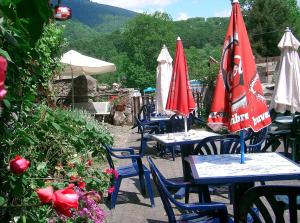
[
  {"left": 105, "top": 168, "right": 114, "bottom": 175},
  {"left": 52, "top": 184, "right": 79, "bottom": 217},
  {"left": 107, "top": 186, "right": 115, "bottom": 195},
  {"left": 9, "top": 155, "right": 30, "bottom": 175},
  {"left": 36, "top": 186, "right": 54, "bottom": 204},
  {"left": 0, "top": 56, "right": 7, "bottom": 100},
  {"left": 112, "top": 169, "right": 119, "bottom": 179}
]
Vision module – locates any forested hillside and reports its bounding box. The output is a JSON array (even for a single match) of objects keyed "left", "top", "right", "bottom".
[
  {"left": 53, "top": 0, "right": 136, "bottom": 34},
  {"left": 59, "top": 0, "right": 300, "bottom": 91}
]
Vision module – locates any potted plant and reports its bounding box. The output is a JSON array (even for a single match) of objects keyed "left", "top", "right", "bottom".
[{"left": 109, "top": 95, "right": 127, "bottom": 112}]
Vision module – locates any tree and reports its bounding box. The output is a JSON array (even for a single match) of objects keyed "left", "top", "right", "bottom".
[
  {"left": 239, "top": 0, "right": 300, "bottom": 57},
  {"left": 121, "top": 12, "right": 177, "bottom": 90}
]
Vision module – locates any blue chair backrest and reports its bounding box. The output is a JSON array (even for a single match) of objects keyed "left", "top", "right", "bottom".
[
  {"left": 291, "top": 116, "right": 300, "bottom": 136},
  {"left": 244, "top": 127, "right": 268, "bottom": 153},
  {"left": 193, "top": 135, "right": 241, "bottom": 155},
  {"left": 104, "top": 144, "right": 115, "bottom": 170},
  {"left": 147, "top": 156, "right": 177, "bottom": 222},
  {"left": 237, "top": 185, "right": 300, "bottom": 223},
  {"left": 166, "top": 114, "right": 192, "bottom": 133}
]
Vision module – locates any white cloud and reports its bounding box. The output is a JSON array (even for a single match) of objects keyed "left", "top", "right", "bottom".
[
  {"left": 298, "top": 0, "right": 300, "bottom": 6},
  {"left": 176, "top": 12, "right": 189, "bottom": 21},
  {"left": 214, "top": 9, "right": 230, "bottom": 17},
  {"left": 91, "top": 0, "right": 177, "bottom": 12}
]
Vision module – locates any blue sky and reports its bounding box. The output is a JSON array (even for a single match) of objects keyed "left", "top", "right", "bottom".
[{"left": 92, "top": 0, "right": 300, "bottom": 21}]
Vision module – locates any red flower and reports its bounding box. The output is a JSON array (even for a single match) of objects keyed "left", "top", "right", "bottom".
[
  {"left": 36, "top": 186, "right": 54, "bottom": 204},
  {"left": 105, "top": 168, "right": 119, "bottom": 179},
  {"left": 107, "top": 186, "right": 115, "bottom": 195},
  {"left": 52, "top": 184, "right": 79, "bottom": 217},
  {"left": 77, "top": 181, "right": 86, "bottom": 189},
  {"left": 9, "top": 155, "right": 30, "bottom": 175},
  {"left": 70, "top": 176, "right": 77, "bottom": 181},
  {"left": 86, "top": 159, "right": 93, "bottom": 166}
]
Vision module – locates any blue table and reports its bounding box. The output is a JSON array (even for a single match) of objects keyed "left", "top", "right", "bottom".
[
  {"left": 150, "top": 130, "right": 219, "bottom": 179},
  {"left": 185, "top": 153, "right": 300, "bottom": 221}
]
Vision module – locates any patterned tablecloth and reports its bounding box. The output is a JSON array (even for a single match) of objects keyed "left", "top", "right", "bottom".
[
  {"left": 150, "top": 130, "right": 219, "bottom": 146},
  {"left": 186, "top": 153, "right": 300, "bottom": 184}
]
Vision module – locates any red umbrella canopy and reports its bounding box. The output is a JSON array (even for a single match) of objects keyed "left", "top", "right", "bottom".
[
  {"left": 207, "top": 0, "right": 271, "bottom": 132},
  {"left": 166, "top": 37, "right": 195, "bottom": 117},
  {"left": 0, "top": 56, "right": 8, "bottom": 100}
]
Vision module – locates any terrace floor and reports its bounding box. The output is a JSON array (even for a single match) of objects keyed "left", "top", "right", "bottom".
[{"left": 104, "top": 124, "right": 300, "bottom": 223}]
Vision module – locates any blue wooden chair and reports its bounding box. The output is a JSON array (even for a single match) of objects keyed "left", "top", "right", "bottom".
[
  {"left": 147, "top": 156, "right": 232, "bottom": 223},
  {"left": 134, "top": 115, "right": 160, "bottom": 155},
  {"left": 237, "top": 185, "right": 300, "bottom": 223},
  {"left": 193, "top": 134, "right": 241, "bottom": 155},
  {"left": 162, "top": 114, "right": 193, "bottom": 161},
  {"left": 289, "top": 116, "right": 300, "bottom": 161},
  {"left": 104, "top": 145, "right": 154, "bottom": 209},
  {"left": 243, "top": 127, "right": 268, "bottom": 153}
]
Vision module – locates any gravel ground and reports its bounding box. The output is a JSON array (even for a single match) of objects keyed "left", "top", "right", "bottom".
[{"left": 104, "top": 123, "right": 133, "bottom": 147}]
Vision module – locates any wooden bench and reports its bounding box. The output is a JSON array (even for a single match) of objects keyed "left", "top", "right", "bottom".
[{"left": 74, "top": 102, "right": 111, "bottom": 122}]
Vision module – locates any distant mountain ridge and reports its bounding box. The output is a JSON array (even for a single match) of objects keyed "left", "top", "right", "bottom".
[{"left": 56, "top": 0, "right": 137, "bottom": 27}]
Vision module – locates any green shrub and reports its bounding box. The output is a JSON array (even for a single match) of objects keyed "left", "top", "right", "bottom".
[{"left": 0, "top": 105, "right": 113, "bottom": 222}]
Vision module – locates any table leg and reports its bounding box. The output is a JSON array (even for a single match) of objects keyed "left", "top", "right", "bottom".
[
  {"left": 232, "top": 182, "right": 254, "bottom": 222},
  {"left": 181, "top": 144, "right": 194, "bottom": 181},
  {"left": 173, "top": 144, "right": 194, "bottom": 200}
]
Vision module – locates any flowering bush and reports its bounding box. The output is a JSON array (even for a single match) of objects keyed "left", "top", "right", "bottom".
[{"left": 0, "top": 106, "right": 114, "bottom": 222}]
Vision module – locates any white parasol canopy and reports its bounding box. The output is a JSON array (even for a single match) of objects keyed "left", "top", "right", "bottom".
[
  {"left": 155, "top": 45, "right": 173, "bottom": 114},
  {"left": 270, "top": 27, "right": 300, "bottom": 113},
  {"left": 60, "top": 50, "right": 116, "bottom": 78},
  {"left": 60, "top": 50, "right": 116, "bottom": 109}
]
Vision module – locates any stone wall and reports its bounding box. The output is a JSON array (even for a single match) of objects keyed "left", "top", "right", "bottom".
[{"left": 52, "top": 75, "right": 138, "bottom": 125}]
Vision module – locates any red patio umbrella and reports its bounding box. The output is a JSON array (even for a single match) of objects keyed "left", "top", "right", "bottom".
[
  {"left": 207, "top": 0, "right": 271, "bottom": 163},
  {"left": 166, "top": 37, "right": 195, "bottom": 134}
]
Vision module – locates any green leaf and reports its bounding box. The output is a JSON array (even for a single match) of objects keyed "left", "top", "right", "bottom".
[
  {"left": 37, "top": 162, "right": 46, "bottom": 171},
  {"left": 0, "top": 49, "right": 12, "bottom": 62},
  {"left": 2, "top": 99, "right": 11, "bottom": 109},
  {"left": 51, "top": 122, "right": 61, "bottom": 131},
  {"left": 0, "top": 196, "right": 5, "bottom": 206}
]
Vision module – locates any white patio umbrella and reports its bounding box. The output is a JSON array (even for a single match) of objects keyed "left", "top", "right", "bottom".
[
  {"left": 60, "top": 50, "right": 116, "bottom": 109},
  {"left": 270, "top": 27, "right": 300, "bottom": 113},
  {"left": 155, "top": 45, "right": 173, "bottom": 114}
]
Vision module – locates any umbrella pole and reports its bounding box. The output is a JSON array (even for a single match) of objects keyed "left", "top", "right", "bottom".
[
  {"left": 71, "top": 65, "right": 74, "bottom": 110},
  {"left": 184, "top": 116, "right": 188, "bottom": 136},
  {"left": 240, "top": 130, "right": 245, "bottom": 164}
]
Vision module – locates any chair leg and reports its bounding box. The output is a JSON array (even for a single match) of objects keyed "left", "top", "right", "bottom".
[
  {"left": 110, "top": 177, "right": 122, "bottom": 209},
  {"left": 138, "top": 172, "right": 146, "bottom": 195},
  {"left": 144, "top": 171, "right": 155, "bottom": 207}
]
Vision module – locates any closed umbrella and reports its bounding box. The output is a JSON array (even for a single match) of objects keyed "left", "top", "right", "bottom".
[
  {"left": 166, "top": 37, "right": 195, "bottom": 135},
  {"left": 270, "top": 27, "right": 300, "bottom": 113},
  {"left": 155, "top": 44, "right": 173, "bottom": 115},
  {"left": 207, "top": 0, "right": 271, "bottom": 163},
  {"left": 60, "top": 50, "right": 116, "bottom": 109}
]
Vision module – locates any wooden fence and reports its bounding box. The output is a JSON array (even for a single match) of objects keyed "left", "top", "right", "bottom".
[{"left": 130, "top": 86, "right": 207, "bottom": 123}]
